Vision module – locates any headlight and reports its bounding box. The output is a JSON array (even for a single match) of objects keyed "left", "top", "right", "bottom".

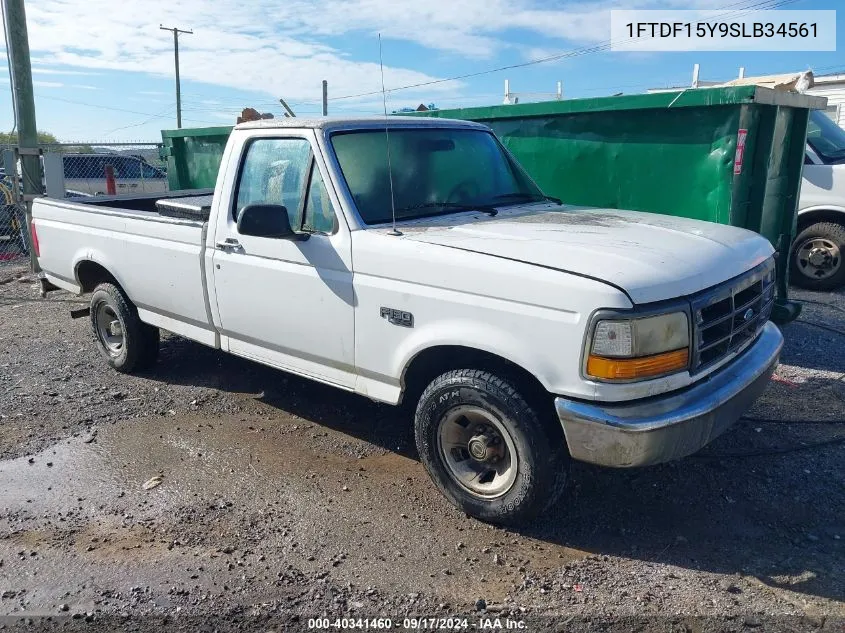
[{"left": 586, "top": 312, "right": 690, "bottom": 381}]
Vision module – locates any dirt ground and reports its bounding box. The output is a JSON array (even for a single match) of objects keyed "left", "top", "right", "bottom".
[{"left": 0, "top": 263, "right": 843, "bottom": 632}]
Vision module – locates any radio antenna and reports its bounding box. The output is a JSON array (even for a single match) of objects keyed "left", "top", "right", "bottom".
[{"left": 379, "top": 34, "right": 401, "bottom": 236}]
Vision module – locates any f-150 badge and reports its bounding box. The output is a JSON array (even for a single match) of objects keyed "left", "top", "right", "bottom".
[{"left": 380, "top": 307, "right": 413, "bottom": 328}]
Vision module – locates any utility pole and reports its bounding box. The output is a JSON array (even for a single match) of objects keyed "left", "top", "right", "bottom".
[
  {"left": 3, "top": 0, "right": 41, "bottom": 272},
  {"left": 322, "top": 80, "right": 328, "bottom": 116},
  {"left": 160, "top": 25, "right": 193, "bottom": 128}
]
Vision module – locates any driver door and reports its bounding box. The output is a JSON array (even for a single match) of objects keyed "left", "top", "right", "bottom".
[{"left": 210, "top": 133, "right": 355, "bottom": 388}]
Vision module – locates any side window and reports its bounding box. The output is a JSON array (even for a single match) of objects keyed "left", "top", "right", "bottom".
[
  {"left": 117, "top": 158, "right": 142, "bottom": 179},
  {"left": 302, "top": 165, "right": 336, "bottom": 234},
  {"left": 97, "top": 157, "right": 124, "bottom": 179},
  {"left": 141, "top": 162, "right": 164, "bottom": 179},
  {"left": 234, "top": 138, "right": 312, "bottom": 229},
  {"left": 63, "top": 157, "right": 84, "bottom": 179}
]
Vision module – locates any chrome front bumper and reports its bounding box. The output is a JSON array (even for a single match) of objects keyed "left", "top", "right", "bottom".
[{"left": 555, "top": 322, "right": 783, "bottom": 468}]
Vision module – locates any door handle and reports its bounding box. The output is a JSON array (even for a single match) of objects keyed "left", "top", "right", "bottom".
[{"left": 216, "top": 238, "right": 241, "bottom": 250}]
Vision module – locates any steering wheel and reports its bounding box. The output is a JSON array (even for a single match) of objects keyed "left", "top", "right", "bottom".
[{"left": 447, "top": 179, "right": 481, "bottom": 204}]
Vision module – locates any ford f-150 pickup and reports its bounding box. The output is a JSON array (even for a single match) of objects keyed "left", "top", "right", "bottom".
[{"left": 32, "top": 116, "right": 783, "bottom": 524}]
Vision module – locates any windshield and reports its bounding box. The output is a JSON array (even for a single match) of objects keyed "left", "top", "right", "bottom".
[
  {"left": 330, "top": 128, "right": 543, "bottom": 224},
  {"left": 807, "top": 110, "right": 845, "bottom": 163}
]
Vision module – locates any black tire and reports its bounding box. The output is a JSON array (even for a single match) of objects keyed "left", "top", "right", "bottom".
[
  {"left": 414, "top": 369, "right": 568, "bottom": 525},
  {"left": 90, "top": 282, "right": 159, "bottom": 373},
  {"left": 790, "top": 221, "right": 845, "bottom": 291}
]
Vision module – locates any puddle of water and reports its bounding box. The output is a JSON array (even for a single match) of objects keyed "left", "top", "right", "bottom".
[{"left": 0, "top": 413, "right": 585, "bottom": 607}]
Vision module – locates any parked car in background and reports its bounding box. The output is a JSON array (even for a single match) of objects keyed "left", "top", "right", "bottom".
[
  {"left": 62, "top": 154, "right": 167, "bottom": 196},
  {"left": 793, "top": 110, "right": 845, "bottom": 290}
]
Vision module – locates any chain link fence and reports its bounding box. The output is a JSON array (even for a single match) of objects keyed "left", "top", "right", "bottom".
[
  {"left": 42, "top": 143, "right": 167, "bottom": 198},
  {"left": 0, "top": 142, "right": 166, "bottom": 268},
  {"left": 0, "top": 173, "right": 28, "bottom": 267}
]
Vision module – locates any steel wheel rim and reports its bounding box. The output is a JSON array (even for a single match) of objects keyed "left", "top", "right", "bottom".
[
  {"left": 436, "top": 405, "right": 518, "bottom": 499},
  {"left": 797, "top": 237, "right": 841, "bottom": 281},
  {"left": 95, "top": 303, "right": 124, "bottom": 356}
]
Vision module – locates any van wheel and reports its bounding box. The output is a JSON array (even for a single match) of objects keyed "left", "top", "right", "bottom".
[
  {"left": 90, "top": 282, "right": 159, "bottom": 373},
  {"left": 791, "top": 221, "right": 845, "bottom": 291},
  {"left": 414, "top": 369, "right": 568, "bottom": 525}
]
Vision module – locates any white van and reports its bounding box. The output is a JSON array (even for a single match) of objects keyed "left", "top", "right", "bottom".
[
  {"left": 793, "top": 110, "right": 845, "bottom": 290},
  {"left": 62, "top": 154, "right": 167, "bottom": 196}
]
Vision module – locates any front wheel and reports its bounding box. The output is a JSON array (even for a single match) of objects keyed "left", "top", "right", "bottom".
[
  {"left": 414, "top": 369, "right": 569, "bottom": 525},
  {"left": 790, "top": 221, "right": 845, "bottom": 291}
]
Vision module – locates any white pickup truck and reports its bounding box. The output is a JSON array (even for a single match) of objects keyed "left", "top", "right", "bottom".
[{"left": 33, "top": 117, "right": 783, "bottom": 524}]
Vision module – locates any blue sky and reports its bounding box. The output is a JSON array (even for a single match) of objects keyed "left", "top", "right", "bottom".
[{"left": 0, "top": 0, "right": 841, "bottom": 142}]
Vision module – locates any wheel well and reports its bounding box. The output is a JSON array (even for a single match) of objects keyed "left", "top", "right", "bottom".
[
  {"left": 75, "top": 260, "right": 118, "bottom": 293},
  {"left": 796, "top": 209, "right": 845, "bottom": 235},
  {"left": 401, "top": 346, "right": 554, "bottom": 419}
]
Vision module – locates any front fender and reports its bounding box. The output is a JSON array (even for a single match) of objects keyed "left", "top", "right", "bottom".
[
  {"left": 394, "top": 316, "right": 568, "bottom": 395},
  {"left": 797, "top": 205, "right": 845, "bottom": 217}
]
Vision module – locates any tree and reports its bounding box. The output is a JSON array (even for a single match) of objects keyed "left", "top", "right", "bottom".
[
  {"left": 0, "top": 130, "right": 57, "bottom": 145},
  {"left": 0, "top": 131, "right": 93, "bottom": 153}
]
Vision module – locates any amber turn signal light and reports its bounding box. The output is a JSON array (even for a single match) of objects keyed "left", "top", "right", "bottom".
[{"left": 587, "top": 348, "right": 689, "bottom": 381}]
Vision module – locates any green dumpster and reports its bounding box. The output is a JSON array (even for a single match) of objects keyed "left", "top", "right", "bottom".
[
  {"left": 160, "top": 126, "right": 233, "bottom": 192},
  {"left": 414, "top": 86, "right": 827, "bottom": 323}
]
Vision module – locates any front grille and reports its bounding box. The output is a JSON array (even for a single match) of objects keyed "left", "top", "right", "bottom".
[{"left": 690, "top": 260, "right": 776, "bottom": 373}]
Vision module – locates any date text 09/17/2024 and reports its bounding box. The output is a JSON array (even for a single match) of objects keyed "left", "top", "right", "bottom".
[{"left": 307, "top": 617, "right": 529, "bottom": 630}]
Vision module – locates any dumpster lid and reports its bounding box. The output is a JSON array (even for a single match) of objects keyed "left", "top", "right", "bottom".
[{"left": 412, "top": 85, "right": 827, "bottom": 122}]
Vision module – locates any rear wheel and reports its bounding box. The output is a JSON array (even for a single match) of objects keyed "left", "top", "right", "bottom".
[
  {"left": 791, "top": 221, "right": 845, "bottom": 291},
  {"left": 414, "top": 369, "right": 568, "bottom": 525},
  {"left": 90, "top": 282, "right": 159, "bottom": 373}
]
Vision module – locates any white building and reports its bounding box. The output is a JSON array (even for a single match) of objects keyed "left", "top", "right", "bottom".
[{"left": 806, "top": 73, "right": 845, "bottom": 127}]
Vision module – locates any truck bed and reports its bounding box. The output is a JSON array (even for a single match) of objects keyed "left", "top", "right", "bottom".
[
  {"left": 72, "top": 188, "right": 214, "bottom": 217},
  {"left": 32, "top": 193, "right": 218, "bottom": 348}
]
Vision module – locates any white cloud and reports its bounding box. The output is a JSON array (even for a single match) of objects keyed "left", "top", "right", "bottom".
[
  {"left": 31, "top": 67, "right": 99, "bottom": 76},
  {"left": 34, "top": 80, "right": 65, "bottom": 88},
  {"left": 25, "top": 0, "right": 463, "bottom": 105},
  {"left": 21, "top": 0, "right": 727, "bottom": 108}
]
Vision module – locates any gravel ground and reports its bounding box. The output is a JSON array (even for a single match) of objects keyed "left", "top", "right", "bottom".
[{"left": 0, "top": 262, "right": 843, "bottom": 632}]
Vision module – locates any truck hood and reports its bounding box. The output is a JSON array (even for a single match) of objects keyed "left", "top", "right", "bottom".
[{"left": 399, "top": 205, "right": 775, "bottom": 304}]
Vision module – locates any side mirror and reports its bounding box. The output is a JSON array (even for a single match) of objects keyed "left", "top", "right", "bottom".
[{"left": 236, "top": 204, "right": 308, "bottom": 240}]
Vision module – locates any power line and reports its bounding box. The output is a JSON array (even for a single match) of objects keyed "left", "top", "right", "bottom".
[
  {"left": 99, "top": 105, "right": 176, "bottom": 137},
  {"left": 25, "top": 0, "right": 811, "bottom": 138},
  {"left": 33, "top": 93, "right": 221, "bottom": 126},
  {"left": 35, "top": 93, "right": 174, "bottom": 117},
  {"left": 168, "top": 0, "right": 806, "bottom": 112},
  {"left": 326, "top": 0, "right": 804, "bottom": 103}
]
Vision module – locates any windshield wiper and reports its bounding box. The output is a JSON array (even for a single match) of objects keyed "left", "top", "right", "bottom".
[
  {"left": 396, "top": 201, "right": 499, "bottom": 217},
  {"left": 492, "top": 192, "right": 562, "bottom": 205}
]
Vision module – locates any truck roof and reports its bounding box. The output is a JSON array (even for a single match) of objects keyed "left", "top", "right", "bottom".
[{"left": 235, "top": 116, "right": 489, "bottom": 132}]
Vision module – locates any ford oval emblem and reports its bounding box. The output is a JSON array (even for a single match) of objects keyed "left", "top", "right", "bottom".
[{"left": 743, "top": 308, "right": 754, "bottom": 321}]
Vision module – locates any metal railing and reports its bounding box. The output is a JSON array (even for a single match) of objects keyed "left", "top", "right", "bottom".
[{"left": 0, "top": 141, "right": 167, "bottom": 268}]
